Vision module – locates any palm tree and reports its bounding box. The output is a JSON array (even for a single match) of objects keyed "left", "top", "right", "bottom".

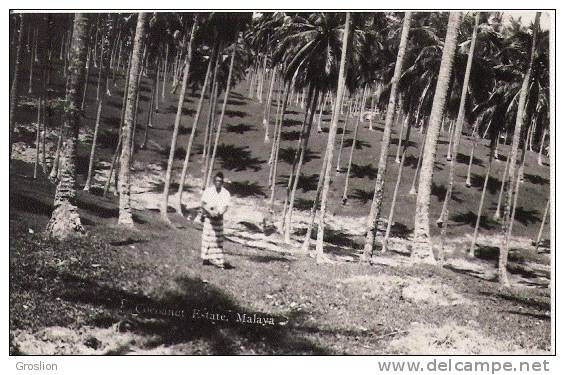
[
  {"left": 205, "top": 42, "right": 238, "bottom": 187},
  {"left": 499, "top": 12, "right": 541, "bottom": 286},
  {"left": 362, "top": 12, "right": 412, "bottom": 260},
  {"left": 412, "top": 12, "right": 462, "bottom": 263},
  {"left": 436, "top": 12, "right": 480, "bottom": 258},
  {"left": 177, "top": 51, "right": 214, "bottom": 210},
  {"left": 9, "top": 13, "right": 24, "bottom": 160},
  {"left": 118, "top": 12, "right": 148, "bottom": 226},
  {"left": 315, "top": 12, "right": 351, "bottom": 262},
  {"left": 45, "top": 13, "right": 90, "bottom": 239},
  {"left": 162, "top": 16, "right": 198, "bottom": 223}
]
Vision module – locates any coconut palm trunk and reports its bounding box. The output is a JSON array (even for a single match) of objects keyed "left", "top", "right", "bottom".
[
  {"left": 9, "top": 14, "right": 25, "bottom": 160},
  {"left": 283, "top": 88, "right": 318, "bottom": 243},
  {"left": 263, "top": 66, "right": 277, "bottom": 142},
  {"left": 117, "top": 12, "right": 148, "bottom": 226},
  {"left": 161, "top": 42, "right": 169, "bottom": 102},
  {"left": 494, "top": 152, "right": 510, "bottom": 220},
  {"left": 205, "top": 45, "right": 237, "bottom": 188},
  {"left": 470, "top": 136, "right": 497, "bottom": 257},
  {"left": 411, "top": 12, "right": 462, "bottom": 263},
  {"left": 315, "top": 12, "right": 351, "bottom": 262},
  {"left": 538, "top": 126, "right": 547, "bottom": 166},
  {"left": 45, "top": 13, "right": 90, "bottom": 239},
  {"left": 382, "top": 113, "right": 415, "bottom": 252},
  {"left": 83, "top": 98, "right": 103, "bottom": 191},
  {"left": 362, "top": 12, "right": 412, "bottom": 259},
  {"left": 465, "top": 121, "right": 480, "bottom": 187},
  {"left": 103, "top": 51, "right": 132, "bottom": 197},
  {"left": 499, "top": 12, "right": 541, "bottom": 286},
  {"left": 161, "top": 19, "right": 198, "bottom": 223},
  {"left": 535, "top": 199, "right": 550, "bottom": 252},
  {"left": 341, "top": 105, "right": 362, "bottom": 205},
  {"left": 141, "top": 63, "right": 158, "bottom": 149},
  {"left": 176, "top": 53, "right": 213, "bottom": 210},
  {"left": 33, "top": 98, "right": 42, "bottom": 179},
  {"left": 436, "top": 12, "right": 479, "bottom": 245},
  {"left": 269, "top": 82, "right": 290, "bottom": 208},
  {"left": 336, "top": 96, "right": 355, "bottom": 173}
]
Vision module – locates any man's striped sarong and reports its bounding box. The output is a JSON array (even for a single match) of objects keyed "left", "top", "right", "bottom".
[{"left": 201, "top": 214, "right": 225, "bottom": 266}]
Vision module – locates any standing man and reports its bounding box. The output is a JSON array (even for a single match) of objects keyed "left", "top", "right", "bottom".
[{"left": 201, "top": 172, "right": 231, "bottom": 268}]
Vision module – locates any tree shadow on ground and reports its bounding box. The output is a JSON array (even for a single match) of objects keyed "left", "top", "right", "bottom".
[
  {"left": 225, "top": 110, "right": 247, "bottom": 118},
  {"left": 350, "top": 163, "right": 378, "bottom": 179},
  {"left": 278, "top": 147, "right": 320, "bottom": 165},
  {"left": 456, "top": 152, "right": 484, "bottom": 167},
  {"left": 470, "top": 173, "right": 501, "bottom": 195},
  {"left": 343, "top": 138, "right": 371, "bottom": 150},
  {"left": 296, "top": 226, "right": 362, "bottom": 253},
  {"left": 54, "top": 272, "right": 330, "bottom": 354},
  {"left": 479, "top": 289, "right": 550, "bottom": 311},
  {"left": 226, "top": 123, "right": 255, "bottom": 134},
  {"left": 227, "top": 181, "right": 266, "bottom": 198},
  {"left": 215, "top": 144, "right": 265, "bottom": 172},
  {"left": 451, "top": 211, "right": 498, "bottom": 230},
  {"left": 431, "top": 182, "right": 463, "bottom": 203},
  {"left": 281, "top": 130, "right": 302, "bottom": 141},
  {"left": 523, "top": 173, "right": 549, "bottom": 186},
  {"left": 278, "top": 173, "right": 319, "bottom": 193},
  {"left": 514, "top": 207, "right": 541, "bottom": 226},
  {"left": 350, "top": 188, "right": 374, "bottom": 205},
  {"left": 161, "top": 105, "right": 196, "bottom": 117}
]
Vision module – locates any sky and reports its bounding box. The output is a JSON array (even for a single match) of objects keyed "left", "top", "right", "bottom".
[{"left": 502, "top": 11, "right": 552, "bottom": 30}]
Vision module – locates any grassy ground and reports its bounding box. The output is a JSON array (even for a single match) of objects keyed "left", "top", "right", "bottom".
[{"left": 9, "top": 58, "right": 552, "bottom": 354}]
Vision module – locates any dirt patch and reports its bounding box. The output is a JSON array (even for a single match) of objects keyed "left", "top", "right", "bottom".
[
  {"left": 389, "top": 322, "right": 547, "bottom": 355},
  {"left": 11, "top": 324, "right": 161, "bottom": 355},
  {"left": 341, "top": 274, "right": 472, "bottom": 306}
]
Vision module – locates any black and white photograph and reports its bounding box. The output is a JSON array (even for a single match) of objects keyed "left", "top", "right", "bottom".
[{"left": 7, "top": 7, "right": 555, "bottom": 362}]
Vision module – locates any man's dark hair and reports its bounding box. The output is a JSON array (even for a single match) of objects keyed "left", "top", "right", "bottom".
[{"left": 214, "top": 172, "right": 224, "bottom": 180}]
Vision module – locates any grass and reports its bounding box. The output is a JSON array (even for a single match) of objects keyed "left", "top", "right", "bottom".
[{"left": 9, "top": 55, "right": 552, "bottom": 354}]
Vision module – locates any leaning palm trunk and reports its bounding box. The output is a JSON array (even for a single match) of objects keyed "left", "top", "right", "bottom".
[
  {"left": 470, "top": 136, "right": 496, "bottom": 257},
  {"left": 205, "top": 46, "right": 237, "bottom": 188},
  {"left": 494, "top": 152, "right": 510, "bottom": 220},
  {"left": 436, "top": 12, "right": 479, "bottom": 247},
  {"left": 33, "top": 98, "right": 43, "bottom": 179},
  {"left": 537, "top": 127, "right": 547, "bottom": 166},
  {"left": 103, "top": 51, "right": 132, "bottom": 197},
  {"left": 382, "top": 114, "right": 414, "bottom": 253},
  {"left": 201, "top": 46, "right": 220, "bottom": 164},
  {"left": 499, "top": 13, "right": 541, "bottom": 286},
  {"left": 45, "top": 13, "right": 89, "bottom": 239},
  {"left": 315, "top": 12, "right": 351, "bottom": 262},
  {"left": 535, "top": 199, "right": 550, "bottom": 252},
  {"left": 362, "top": 12, "right": 412, "bottom": 259},
  {"left": 409, "top": 123, "right": 427, "bottom": 195},
  {"left": 117, "top": 12, "right": 148, "bottom": 226},
  {"left": 316, "top": 92, "right": 329, "bottom": 133},
  {"left": 336, "top": 97, "right": 355, "bottom": 173},
  {"left": 268, "top": 82, "right": 290, "bottom": 200},
  {"left": 280, "top": 86, "right": 313, "bottom": 231},
  {"left": 341, "top": 106, "right": 362, "bottom": 204},
  {"left": 263, "top": 66, "right": 277, "bottom": 142},
  {"left": 395, "top": 113, "right": 408, "bottom": 164},
  {"left": 141, "top": 65, "right": 157, "bottom": 149},
  {"left": 283, "top": 88, "right": 318, "bottom": 243},
  {"left": 176, "top": 52, "right": 213, "bottom": 211},
  {"left": 412, "top": 12, "right": 461, "bottom": 263},
  {"left": 9, "top": 14, "right": 24, "bottom": 160},
  {"left": 465, "top": 121, "right": 480, "bottom": 187},
  {"left": 83, "top": 98, "right": 103, "bottom": 191},
  {"left": 301, "top": 145, "right": 329, "bottom": 253},
  {"left": 268, "top": 80, "right": 285, "bottom": 167},
  {"left": 161, "top": 19, "right": 197, "bottom": 223}
]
